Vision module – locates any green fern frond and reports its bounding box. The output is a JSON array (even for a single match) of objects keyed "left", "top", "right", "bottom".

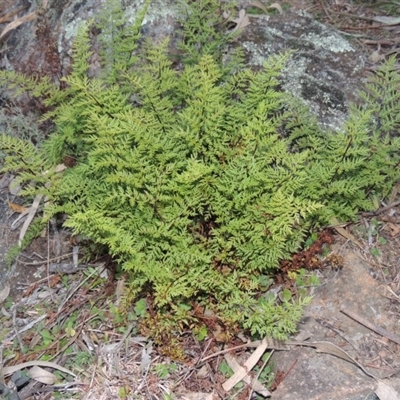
[{"left": 97, "top": 0, "right": 150, "bottom": 84}]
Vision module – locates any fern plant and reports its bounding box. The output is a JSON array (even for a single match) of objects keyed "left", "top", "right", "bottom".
[{"left": 0, "top": 0, "right": 400, "bottom": 347}]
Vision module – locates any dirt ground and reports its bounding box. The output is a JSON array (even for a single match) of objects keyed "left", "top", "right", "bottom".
[{"left": 1, "top": 1, "right": 400, "bottom": 399}]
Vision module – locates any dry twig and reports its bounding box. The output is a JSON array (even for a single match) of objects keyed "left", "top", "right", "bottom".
[{"left": 340, "top": 307, "right": 400, "bottom": 346}]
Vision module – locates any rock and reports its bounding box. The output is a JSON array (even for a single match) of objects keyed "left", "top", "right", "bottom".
[
  {"left": 238, "top": 11, "right": 365, "bottom": 129},
  {"left": 0, "top": 2, "right": 365, "bottom": 128},
  {"left": 0, "top": 0, "right": 178, "bottom": 82},
  {"left": 270, "top": 247, "right": 400, "bottom": 400}
]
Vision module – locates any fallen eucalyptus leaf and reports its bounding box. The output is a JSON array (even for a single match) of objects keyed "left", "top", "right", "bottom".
[
  {"left": 333, "top": 224, "right": 363, "bottom": 248},
  {"left": 249, "top": 0, "right": 269, "bottom": 13},
  {"left": 232, "top": 9, "right": 251, "bottom": 32},
  {"left": 0, "top": 12, "right": 37, "bottom": 39},
  {"left": 180, "top": 393, "right": 214, "bottom": 400},
  {"left": 0, "top": 283, "right": 10, "bottom": 304},
  {"left": 375, "top": 381, "right": 400, "bottom": 400},
  {"left": 269, "top": 2, "right": 284, "bottom": 14},
  {"left": 18, "top": 194, "right": 43, "bottom": 246},
  {"left": 28, "top": 366, "right": 57, "bottom": 385},
  {"left": 3, "top": 361, "right": 76, "bottom": 378},
  {"left": 373, "top": 16, "right": 400, "bottom": 25},
  {"left": 249, "top": 0, "right": 283, "bottom": 14},
  {"left": 223, "top": 337, "right": 268, "bottom": 391},
  {"left": 224, "top": 353, "right": 271, "bottom": 397}
]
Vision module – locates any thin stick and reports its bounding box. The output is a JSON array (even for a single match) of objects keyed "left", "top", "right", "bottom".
[
  {"left": 16, "top": 251, "right": 74, "bottom": 266},
  {"left": 175, "top": 338, "right": 214, "bottom": 386},
  {"left": 362, "top": 199, "right": 400, "bottom": 217},
  {"left": 247, "top": 350, "right": 274, "bottom": 400},
  {"left": 340, "top": 308, "right": 400, "bottom": 345},
  {"left": 12, "top": 307, "right": 24, "bottom": 352},
  {"left": 200, "top": 341, "right": 263, "bottom": 364},
  {"left": 316, "top": 318, "right": 360, "bottom": 353}
]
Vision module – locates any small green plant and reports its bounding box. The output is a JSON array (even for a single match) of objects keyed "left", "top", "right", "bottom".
[
  {"left": 254, "top": 352, "right": 275, "bottom": 391},
  {"left": 0, "top": 0, "right": 400, "bottom": 346},
  {"left": 194, "top": 324, "right": 208, "bottom": 341},
  {"left": 378, "top": 236, "right": 387, "bottom": 245},
  {"left": 134, "top": 298, "right": 147, "bottom": 319},
  {"left": 370, "top": 247, "right": 381, "bottom": 257},
  {"left": 369, "top": 217, "right": 381, "bottom": 236},
  {"left": 118, "top": 385, "right": 131, "bottom": 399},
  {"left": 288, "top": 268, "right": 321, "bottom": 297},
  {"left": 218, "top": 360, "right": 244, "bottom": 391},
  {"left": 65, "top": 324, "right": 76, "bottom": 338},
  {"left": 219, "top": 359, "right": 233, "bottom": 376},
  {"left": 154, "top": 362, "right": 179, "bottom": 379},
  {"left": 66, "top": 351, "right": 94, "bottom": 370},
  {"left": 304, "top": 233, "right": 318, "bottom": 249},
  {"left": 288, "top": 268, "right": 321, "bottom": 288},
  {"left": 39, "top": 328, "right": 54, "bottom": 347}
]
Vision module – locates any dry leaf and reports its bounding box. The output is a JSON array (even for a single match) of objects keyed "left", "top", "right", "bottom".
[
  {"left": 232, "top": 9, "right": 251, "bottom": 32},
  {"left": 373, "top": 16, "right": 400, "bottom": 26},
  {"left": 224, "top": 353, "right": 271, "bottom": 397},
  {"left": 0, "top": 7, "right": 29, "bottom": 24},
  {"left": 387, "top": 222, "right": 400, "bottom": 237},
  {"left": 114, "top": 276, "right": 126, "bottom": 306},
  {"left": 212, "top": 324, "right": 225, "bottom": 342},
  {"left": 196, "top": 365, "right": 209, "bottom": 378},
  {"left": 310, "top": 341, "right": 377, "bottom": 379},
  {"left": 369, "top": 49, "right": 384, "bottom": 63},
  {"left": 8, "top": 202, "right": 28, "bottom": 214},
  {"left": 0, "top": 283, "right": 10, "bottom": 304},
  {"left": 333, "top": 225, "right": 363, "bottom": 248},
  {"left": 72, "top": 245, "right": 79, "bottom": 267},
  {"left": 222, "top": 337, "right": 268, "bottom": 391},
  {"left": 249, "top": 1, "right": 283, "bottom": 15},
  {"left": 81, "top": 331, "right": 96, "bottom": 352},
  {"left": 23, "top": 282, "right": 38, "bottom": 297},
  {"left": 10, "top": 209, "right": 30, "bottom": 231},
  {"left": 269, "top": 2, "right": 284, "bottom": 14},
  {"left": 375, "top": 381, "right": 400, "bottom": 400},
  {"left": 18, "top": 193, "right": 43, "bottom": 246},
  {"left": 48, "top": 275, "right": 61, "bottom": 288},
  {"left": 180, "top": 393, "right": 215, "bottom": 400},
  {"left": 0, "top": 11, "right": 37, "bottom": 39},
  {"left": 28, "top": 366, "right": 57, "bottom": 385},
  {"left": 250, "top": 0, "right": 269, "bottom": 13},
  {"left": 389, "top": 181, "right": 400, "bottom": 204},
  {"left": 3, "top": 360, "right": 77, "bottom": 378},
  {"left": 53, "top": 163, "right": 68, "bottom": 173}
]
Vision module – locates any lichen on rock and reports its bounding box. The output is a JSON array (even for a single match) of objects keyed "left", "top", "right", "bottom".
[{"left": 238, "top": 11, "right": 365, "bottom": 129}]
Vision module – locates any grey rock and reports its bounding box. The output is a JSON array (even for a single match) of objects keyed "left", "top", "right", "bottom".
[
  {"left": 0, "top": 2, "right": 365, "bottom": 129},
  {"left": 270, "top": 247, "right": 400, "bottom": 400},
  {"left": 239, "top": 11, "right": 365, "bottom": 129}
]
